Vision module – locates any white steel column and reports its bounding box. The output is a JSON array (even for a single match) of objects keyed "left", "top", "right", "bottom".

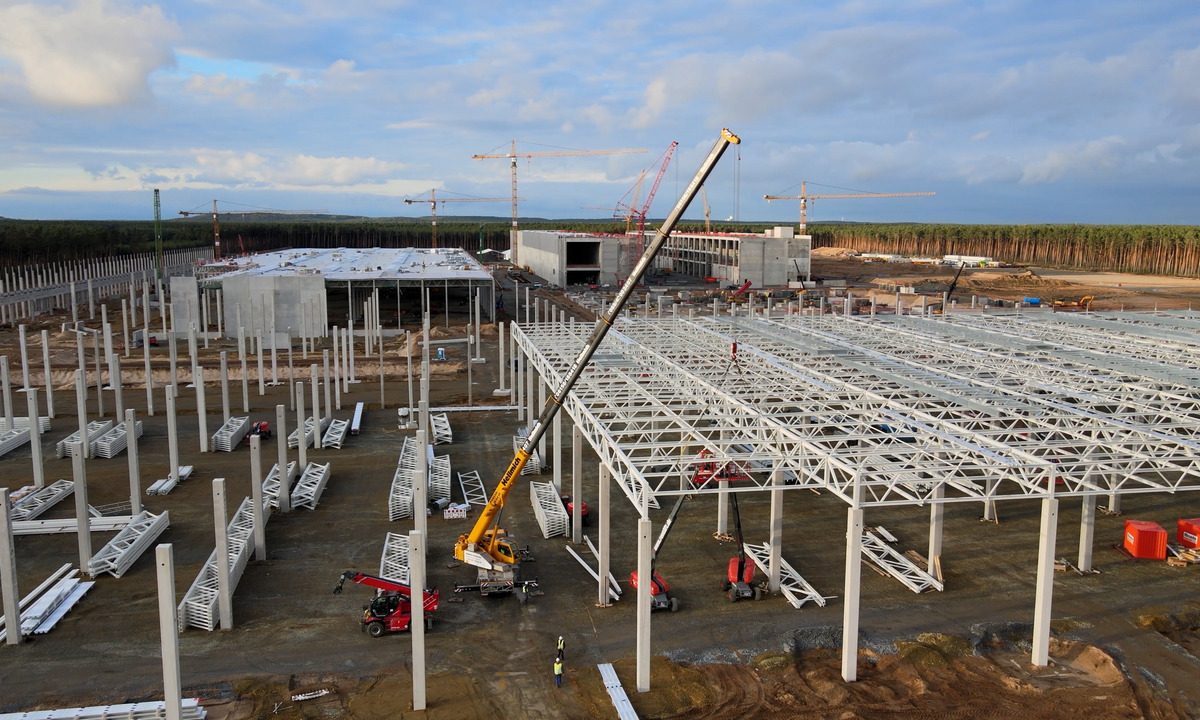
[
  {"left": 126, "top": 409, "right": 142, "bottom": 514},
  {"left": 768, "top": 465, "right": 783, "bottom": 592},
  {"left": 0, "top": 488, "right": 20, "bottom": 645},
  {"left": 841, "top": 477, "right": 864, "bottom": 682},
  {"left": 571, "top": 423, "right": 583, "bottom": 544},
  {"left": 213, "top": 477, "right": 233, "bottom": 630},
  {"left": 1031, "top": 495, "right": 1059, "bottom": 667},
  {"left": 636, "top": 516, "right": 652, "bottom": 693},
  {"left": 598, "top": 463, "right": 611, "bottom": 607},
  {"left": 250, "top": 434, "right": 266, "bottom": 561},
  {"left": 409, "top": 529, "right": 427, "bottom": 711},
  {"left": 1078, "top": 495, "right": 1097, "bottom": 572},
  {"left": 156, "top": 544, "right": 183, "bottom": 720},
  {"left": 72, "top": 445, "right": 92, "bottom": 572},
  {"left": 27, "top": 388, "right": 45, "bottom": 489}
]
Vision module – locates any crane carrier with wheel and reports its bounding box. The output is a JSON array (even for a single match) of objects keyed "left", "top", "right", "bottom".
[
  {"left": 333, "top": 570, "right": 439, "bottom": 637},
  {"left": 452, "top": 128, "right": 742, "bottom": 600}
]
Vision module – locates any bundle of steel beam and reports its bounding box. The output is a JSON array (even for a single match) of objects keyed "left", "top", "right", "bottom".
[
  {"left": 55, "top": 420, "right": 113, "bottom": 458},
  {"left": 0, "top": 698, "right": 207, "bottom": 719},
  {"left": 388, "top": 437, "right": 419, "bottom": 520},
  {"left": 0, "top": 427, "right": 30, "bottom": 458},
  {"left": 322, "top": 418, "right": 349, "bottom": 449},
  {"left": 210, "top": 416, "right": 249, "bottom": 452},
  {"left": 92, "top": 421, "right": 143, "bottom": 459},
  {"left": 379, "top": 531, "right": 409, "bottom": 584},
  {"left": 529, "top": 481, "right": 568, "bottom": 538},
  {"left": 0, "top": 416, "right": 51, "bottom": 433},
  {"left": 290, "top": 462, "right": 331, "bottom": 510},
  {"left": 8, "top": 480, "right": 74, "bottom": 521},
  {"left": 430, "top": 455, "right": 451, "bottom": 503},
  {"left": 87, "top": 510, "right": 170, "bottom": 578},
  {"left": 145, "top": 466, "right": 194, "bottom": 496}
]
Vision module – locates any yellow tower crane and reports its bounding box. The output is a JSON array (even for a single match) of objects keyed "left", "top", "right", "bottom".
[
  {"left": 472, "top": 141, "right": 646, "bottom": 264},
  {"left": 403, "top": 189, "right": 509, "bottom": 249},
  {"left": 764, "top": 181, "right": 935, "bottom": 232}
]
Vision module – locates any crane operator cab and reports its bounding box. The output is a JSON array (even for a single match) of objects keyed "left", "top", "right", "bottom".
[{"left": 367, "top": 593, "right": 403, "bottom": 619}]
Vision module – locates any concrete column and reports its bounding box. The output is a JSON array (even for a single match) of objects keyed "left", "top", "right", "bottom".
[
  {"left": 322, "top": 350, "right": 332, "bottom": 422},
  {"left": 111, "top": 353, "right": 124, "bottom": 420},
  {"left": 41, "top": 330, "right": 54, "bottom": 419},
  {"left": 552, "top": 409, "right": 562, "bottom": 492},
  {"left": 287, "top": 328, "right": 295, "bottom": 409},
  {"left": 296, "top": 382, "right": 308, "bottom": 470},
  {"left": 27, "top": 388, "right": 45, "bottom": 489},
  {"left": 496, "top": 322, "right": 507, "bottom": 393},
  {"left": 419, "top": 398, "right": 429, "bottom": 441},
  {"left": 510, "top": 325, "right": 517, "bottom": 407},
  {"left": 343, "top": 328, "right": 351, "bottom": 393},
  {"left": 571, "top": 423, "right": 583, "bottom": 544},
  {"left": 87, "top": 278, "right": 95, "bottom": 318},
  {"left": 195, "top": 357, "right": 208, "bottom": 453},
  {"left": 155, "top": 544, "right": 184, "bottom": 720},
  {"left": 841, "top": 502, "right": 864, "bottom": 682},
  {"left": 166, "top": 386, "right": 180, "bottom": 484},
  {"left": 270, "top": 329, "right": 279, "bottom": 387},
  {"left": 75, "top": 369, "right": 89, "bottom": 459},
  {"left": 636, "top": 516, "right": 652, "bottom": 692},
  {"left": 1, "top": 356, "right": 13, "bottom": 429},
  {"left": 1106, "top": 473, "right": 1121, "bottom": 515},
  {"left": 1031, "top": 496, "right": 1059, "bottom": 666},
  {"left": 717, "top": 479, "right": 730, "bottom": 535},
  {"left": 72, "top": 445, "right": 92, "bottom": 573},
  {"left": 537, "top": 374, "right": 547, "bottom": 459},
  {"left": 1, "top": 488, "right": 21, "bottom": 645},
  {"left": 213, "top": 478, "right": 233, "bottom": 630},
  {"left": 310, "top": 365, "right": 321, "bottom": 449},
  {"left": 409, "top": 529, "right": 427, "bottom": 711},
  {"left": 414, "top": 429, "right": 428, "bottom": 540},
  {"left": 768, "top": 466, "right": 783, "bottom": 592},
  {"left": 126, "top": 409, "right": 142, "bottom": 514},
  {"left": 142, "top": 323, "right": 154, "bottom": 416},
  {"left": 276, "top": 403, "right": 291, "bottom": 513},
  {"left": 405, "top": 331, "right": 415, "bottom": 427},
  {"left": 239, "top": 327, "right": 249, "bottom": 413},
  {"left": 250, "top": 435, "right": 266, "bottom": 561},
  {"left": 216, "top": 289, "right": 223, "bottom": 339},
  {"left": 122, "top": 299, "right": 132, "bottom": 356},
  {"left": 167, "top": 320, "right": 178, "bottom": 400},
  {"left": 1078, "top": 495, "right": 1097, "bottom": 572},
  {"left": 18, "top": 325, "right": 31, "bottom": 390},
  {"left": 201, "top": 291, "right": 209, "bottom": 350},
  {"left": 332, "top": 326, "right": 341, "bottom": 410},
  {"left": 219, "top": 351, "right": 231, "bottom": 423},
  {"left": 256, "top": 333, "right": 265, "bottom": 397},
  {"left": 982, "top": 478, "right": 997, "bottom": 522},
  {"left": 928, "top": 483, "right": 944, "bottom": 580},
  {"left": 516, "top": 338, "right": 525, "bottom": 423},
  {"left": 598, "top": 463, "right": 611, "bottom": 607}
]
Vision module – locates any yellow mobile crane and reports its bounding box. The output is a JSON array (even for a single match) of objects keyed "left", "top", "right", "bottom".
[{"left": 453, "top": 129, "right": 742, "bottom": 599}]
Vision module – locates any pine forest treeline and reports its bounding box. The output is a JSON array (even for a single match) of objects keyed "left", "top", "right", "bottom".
[{"left": 2, "top": 218, "right": 1200, "bottom": 277}]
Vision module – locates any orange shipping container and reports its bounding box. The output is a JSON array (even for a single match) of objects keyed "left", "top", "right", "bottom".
[
  {"left": 1124, "top": 520, "right": 1167, "bottom": 560},
  {"left": 1178, "top": 518, "right": 1200, "bottom": 549}
]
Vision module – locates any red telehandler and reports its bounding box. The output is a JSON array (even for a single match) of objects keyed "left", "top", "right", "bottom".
[{"left": 333, "top": 571, "right": 439, "bottom": 637}]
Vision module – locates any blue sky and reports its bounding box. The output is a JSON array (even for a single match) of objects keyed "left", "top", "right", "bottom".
[{"left": 0, "top": 0, "right": 1198, "bottom": 224}]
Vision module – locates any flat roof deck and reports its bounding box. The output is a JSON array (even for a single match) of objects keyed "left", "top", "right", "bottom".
[{"left": 202, "top": 247, "right": 493, "bottom": 284}]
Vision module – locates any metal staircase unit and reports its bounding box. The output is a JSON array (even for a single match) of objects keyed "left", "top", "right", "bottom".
[
  {"left": 56, "top": 420, "right": 112, "bottom": 458},
  {"left": 742, "top": 541, "right": 827, "bottom": 608},
  {"left": 87, "top": 510, "right": 170, "bottom": 578},
  {"left": 860, "top": 531, "right": 943, "bottom": 593},
  {"left": 211, "top": 415, "right": 249, "bottom": 452},
  {"left": 530, "top": 481, "right": 569, "bottom": 538},
  {"left": 178, "top": 496, "right": 261, "bottom": 631},
  {"left": 92, "top": 420, "right": 143, "bottom": 459},
  {"left": 9, "top": 479, "right": 75, "bottom": 521},
  {"left": 290, "top": 461, "right": 331, "bottom": 510}
]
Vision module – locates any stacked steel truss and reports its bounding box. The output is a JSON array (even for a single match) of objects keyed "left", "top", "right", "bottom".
[{"left": 513, "top": 310, "right": 1200, "bottom": 511}]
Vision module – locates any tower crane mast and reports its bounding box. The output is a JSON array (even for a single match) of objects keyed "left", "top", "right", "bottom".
[
  {"left": 403, "top": 189, "right": 508, "bottom": 249},
  {"left": 764, "top": 181, "right": 935, "bottom": 232},
  {"left": 179, "top": 199, "right": 222, "bottom": 260},
  {"left": 472, "top": 141, "right": 646, "bottom": 264}
]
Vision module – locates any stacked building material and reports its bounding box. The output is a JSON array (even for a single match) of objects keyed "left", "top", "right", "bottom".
[
  {"left": 55, "top": 420, "right": 113, "bottom": 458},
  {"left": 290, "top": 462, "right": 331, "bottom": 510},
  {"left": 211, "top": 416, "right": 249, "bottom": 452},
  {"left": 529, "top": 481, "right": 568, "bottom": 538},
  {"left": 87, "top": 510, "right": 170, "bottom": 578},
  {"left": 177, "top": 497, "right": 260, "bottom": 631},
  {"left": 92, "top": 420, "right": 143, "bottom": 459}
]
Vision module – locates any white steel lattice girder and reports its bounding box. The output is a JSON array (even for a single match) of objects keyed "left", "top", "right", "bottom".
[{"left": 515, "top": 310, "right": 1200, "bottom": 511}]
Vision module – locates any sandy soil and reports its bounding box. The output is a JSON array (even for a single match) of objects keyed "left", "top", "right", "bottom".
[{"left": 2, "top": 265, "right": 1200, "bottom": 719}]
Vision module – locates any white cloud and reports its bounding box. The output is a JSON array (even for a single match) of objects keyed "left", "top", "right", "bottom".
[
  {"left": 187, "top": 150, "right": 403, "bottom": 188},
  {"left": 0, "top": 0, "right": 179, "bottom": 107},
  {"left": 1021, "top": 136, "right": 1126, "bottom": 184}
]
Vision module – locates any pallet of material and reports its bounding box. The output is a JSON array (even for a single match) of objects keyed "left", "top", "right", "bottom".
[
  {"left": 0, "top": 698, "right": 208, "bottom": 719},
  {"left": 530, "top": 481, "right": 568, "bottom": 539},
  {"left": 145, "top": 465, "right": 195, "bottom": 496},
  {"left": 290, "top": 462, "right": 331, "bottom": 510},
  {"left": 55, "top": 420, "right": 113, "bottom": 458},
  {"left": 350, "top": 402, "right": 365, "bottom": 435},
  {"left": 0, "top": 416, "right": 51, "bottom": 433},
  {"left": 0, "top": 565, "right": 90, "bottom": 643},
  {"left": 287, "top": 416, "right": 328, "bottom": 449}
]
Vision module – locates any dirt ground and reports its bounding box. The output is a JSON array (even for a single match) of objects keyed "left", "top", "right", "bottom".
[{"left": 2, "top": 260, "right": 1200, "bottom": 718}]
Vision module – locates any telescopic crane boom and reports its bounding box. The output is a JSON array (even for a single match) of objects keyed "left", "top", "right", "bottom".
[{"left": 454, "top": 129, "right": 742, "bottom": 596}]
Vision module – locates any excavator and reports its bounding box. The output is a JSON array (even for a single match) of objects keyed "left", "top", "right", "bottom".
[
  {"left": 1052, "top": 295, "right": 1094, "bottom": 312},
  {"left": 333, "top": 570, "right": 439, "bottom": 637},
  {"left": 452, "top": 128, "right": 742, "bottom": 601}
]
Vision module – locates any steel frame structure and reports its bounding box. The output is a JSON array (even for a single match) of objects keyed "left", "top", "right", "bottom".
[{"left": 512, "top": 308, "right": 1200, "bottom": 684}]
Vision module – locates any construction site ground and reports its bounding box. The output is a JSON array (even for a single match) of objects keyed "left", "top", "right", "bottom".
[{"left": 2, "top": 257, "right": 1200, "bottom": 718}]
